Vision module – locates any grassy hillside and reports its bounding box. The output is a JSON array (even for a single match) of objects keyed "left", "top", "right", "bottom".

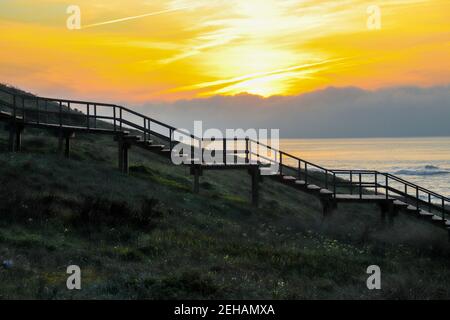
[{"left": 0, "top": 86, "right": 449, "bottom": 299}]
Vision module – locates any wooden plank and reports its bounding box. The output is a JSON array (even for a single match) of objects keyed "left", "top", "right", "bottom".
[
  {"left": 335, "top": 194, "right": 389, "bottom": 200},
  {"left": 419, "top": 210, "right": 434, "bottom": 217},
  {"left": 122, "top": 135, "right": 141, "bottom": 140},
  {"left": 295, "top": 180, "right": 306, "bottom": 185},
  {"left": 320, "top": 189, "right": 333, "bottom": 195},
  {"left": 393, "top": 200, "right": 408, "bottom": 207},
  {"left": 307, "top": 184, "right": 321, "bottom": 190}
]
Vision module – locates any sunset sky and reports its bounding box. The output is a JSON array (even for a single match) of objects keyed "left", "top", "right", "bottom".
[{"left": 0, "top": 0, "right": 449, "bottom": 103}]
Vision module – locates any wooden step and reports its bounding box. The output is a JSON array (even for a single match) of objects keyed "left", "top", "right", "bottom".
[
  {"left": 122, "top": 135, "right": 141, "bottom": 140},
  {"left": 307, "top": 184, "right": 321, "bottom": 191},
  {"left": 148, "top": 144, "right": 165, "bottom": 149},
  {"left": 320, "top": 189, "right": 333, "bottom": 195},
  {"left": 295, "top": 180, "right": 306, "bottom": 185},
  {"left": 0, "top": 111, "right": 23, "bottom": 120},
  {"left": 406, "top": 205, "right": 419, "bottom": 211},
  {"left": 419, "top": 210, "right": 434, "bottom": 218},
  {"left": 335, "top": 194, "right": 391, "bottom": 201},
  {"left": 432, "top": 215, "right": 445, "bottom": 222},
  {"left": 393, "top": 200, "right": 408, "bottom": 207},
  {"left": 282, "top": 176, "right": 296, "bottom": 181}
]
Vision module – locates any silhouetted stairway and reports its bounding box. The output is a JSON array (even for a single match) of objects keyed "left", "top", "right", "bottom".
[{"left": 0, "top": 87, "right": 449, "bottom": 239}]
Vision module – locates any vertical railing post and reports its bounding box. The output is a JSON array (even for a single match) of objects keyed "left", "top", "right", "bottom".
[
  {"left": 59, "top": 101, "right": 62, "bottom": 127},
  {"left": 428, "top": 193, "right": 432, "bottom": 212},
  {"left": 375, "top": 172, "right": 378, "bottom": 195},
  {"left": 119, "top": 108, "right": 123, "bottom": 131},
  {"left": 385, "top": 175, "right": 389, "bottom": 200},
  {"left": 223, "top": 138, "right": 226, "bottom": 165},
  {"left": 279, "top": 152, "right": 283, "bottom": 175},
  {"left": 191, "top": 136, "right": 195, "bottom": 164},
  {"left": 245, "top": 137, "right": 249, "bottom": 164},
  {"left": 143, "top": 118, "right": 147, "bottom": 141},
  {"left": 359, "top": 173, "right": 362, "bottom": 199},
  {"left": 349, "top": 171, "right": 353, "bottom": 195},
  {"left": 442, "top": 198, "right": 445, "bottom": 221},
  {"left": 305, "top": 163, "right": 308, "bottom": 184},
  {"left": 233, "top": 137, "right": 237, "bottom": 164},
  {"left": 94, "top": 104, "right": 97, "bottom": 128},
  {"left": 416, "top": 186, "right": 419, "bottom": 210},
  {"left": 333, "top": 172, "right": 336, "bottom": 198},
  {"left": 169, "top": 128, "right": 173, "bottom": 151},
  {"left": 113, "top": 106, "right": 117, "bottom": 131},
  {"left": 325, "top": 170, "right": 328, "bottom": 189},
  {"left": 256, "top": 140, "right": 260, "bottom": 163},
  {"left": 86, "top": 104, "right": 90, "bottom": 129},
  {"left": 248, "top": 139, "right": 252, "bottom": 164},
  {"left": 200, "top": 138, "right": 203, "bottom": 164},
  {"left": 298, "top": 160, "right": 301, "bottom": 179}
]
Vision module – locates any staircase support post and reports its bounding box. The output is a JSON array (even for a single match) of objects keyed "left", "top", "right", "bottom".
[
  {"left": 115, "top": 134, "right": 132, "bottom": 174},
  {"left": 249, "top": 166, "right": 260, "bottom": 207},
  {"left": 378, "top": 201, "right": 397, "bottom": 226},
  {"left": 122, "top": 142, "right": 130, "bottom": 174},
  {"left": 15, "top": 126, "right": 22, "bottom": 152},
  {"left": 6, "top": 123, "right": 23, "bottom": 152},
  {"left": 320, "top": 198, "right": 337, "bottom": 217},
  {"left": 58, "top": 130, "right": 75, "bottom": 158},
  {"left": 118, "top": 140, "right": 123, "bottom": 171},
  {"left": 8, "top": 126, "right": 15, "bottom": 152},
  {"left": 191, "top": 165, "right": 201, "bottom": 194}
]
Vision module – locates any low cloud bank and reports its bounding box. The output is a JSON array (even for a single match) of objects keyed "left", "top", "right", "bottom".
[{"left": 138, "top": 86, "right": 450, "bottom": 138}]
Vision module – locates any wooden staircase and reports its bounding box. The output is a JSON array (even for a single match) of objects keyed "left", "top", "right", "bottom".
[
  {"left": 273, "top": 169, "right": 450, "bottom": 236},
  {"left": 0, "top": 87, "right": 449, "bottom": 239}
]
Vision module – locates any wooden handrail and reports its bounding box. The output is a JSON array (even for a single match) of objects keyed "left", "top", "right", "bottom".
[{"left": 1, "top": 86, "right": 448, "bottom": 219}]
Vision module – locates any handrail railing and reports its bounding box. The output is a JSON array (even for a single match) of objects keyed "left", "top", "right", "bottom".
[
  {"left": 0, "top": 86, "right": 448, "bottom": 221},
  {"left": 0, "top": 86, "right": 197, "bottom": 152}
]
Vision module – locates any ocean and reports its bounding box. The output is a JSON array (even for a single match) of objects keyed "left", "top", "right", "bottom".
[{"left": 280, "top": 137, "right": 450, "bottom": 198}]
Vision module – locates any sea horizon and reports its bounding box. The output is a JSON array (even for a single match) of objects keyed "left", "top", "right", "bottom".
[{"left": 280, "top": 136, "right": 450, "bottom": 198}]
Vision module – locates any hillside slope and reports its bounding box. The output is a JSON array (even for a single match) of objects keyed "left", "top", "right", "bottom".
[{"left": 0, "top": 86, "right": 449, "bottom": 299}]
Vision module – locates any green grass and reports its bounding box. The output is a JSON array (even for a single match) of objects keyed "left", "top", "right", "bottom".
[{"left": 0, "top": 91, "right": 450, "bottom": 299}]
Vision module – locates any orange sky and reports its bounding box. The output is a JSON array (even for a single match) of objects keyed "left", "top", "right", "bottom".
[{"left": 0, "top": 0, "right": 449, "bottom": 103}]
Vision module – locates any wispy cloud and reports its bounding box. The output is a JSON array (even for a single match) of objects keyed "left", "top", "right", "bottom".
[
  {"left": 82, "top": 7, "right": 189, "bottom": 29},
  {"left": 171, "top": 58, "right": 348, "bottom": 96}
]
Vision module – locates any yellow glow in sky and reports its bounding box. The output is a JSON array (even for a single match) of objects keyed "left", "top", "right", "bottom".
[{"left": 0, "top": 0, "right": 449, "bottom": 102}]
